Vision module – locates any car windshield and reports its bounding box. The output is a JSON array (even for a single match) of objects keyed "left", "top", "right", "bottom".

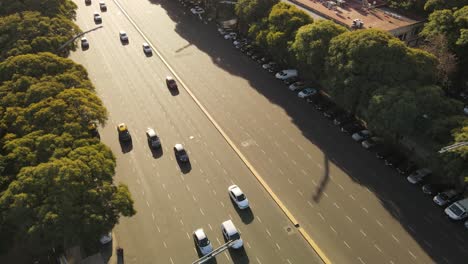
[
  {"left": 237, "top": 194, "right": 246, "bottom": 201},
  {"left": 179, "top": 150, "right": 187, "bottom": 156},
  {"left": 449, "top": 204, "right": 464, "bottom": 216},
  {"left": 168, "top": 79, "right": 176, "bottom": 85},
  {"left": 230, "top": 233, "right": 241, "bottom": 241},
  {"left": 438, "top": 193, "right": 449, "bottom": 200},
  {"left": 199, "top": 237, "right": 210, "bottom": 247}
]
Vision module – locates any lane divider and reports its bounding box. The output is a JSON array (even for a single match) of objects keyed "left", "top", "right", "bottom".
[{"left": 111, "top": 1, "right": 331, "bottom": 263}]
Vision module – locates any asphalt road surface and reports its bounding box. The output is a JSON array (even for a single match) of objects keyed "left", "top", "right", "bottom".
[{"left": 70, "top": 0, "right": 468, "bottom": 263}]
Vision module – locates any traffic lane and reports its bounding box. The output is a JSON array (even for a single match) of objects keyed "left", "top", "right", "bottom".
[{"left": 71, "top": 1, "right": 324, "bottom": 262}]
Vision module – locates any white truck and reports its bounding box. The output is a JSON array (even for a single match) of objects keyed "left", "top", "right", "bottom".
[{"left": 445, "top": 197, "right": 468, "bottom": 220}]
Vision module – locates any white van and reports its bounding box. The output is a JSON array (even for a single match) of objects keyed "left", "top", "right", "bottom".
[
  {"left": 444, "top": 198, "right": 468, "bottom": 220},
  {"left": 221, "top": 220, "right": 243, "bottom": 249},
  {"left": 275, "top": 69, "right": 298, "bottom": 80}
]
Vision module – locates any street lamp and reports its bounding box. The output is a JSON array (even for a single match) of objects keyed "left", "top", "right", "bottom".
[{"left": 438, "top": 141, "right": 468, "bottom": 153}]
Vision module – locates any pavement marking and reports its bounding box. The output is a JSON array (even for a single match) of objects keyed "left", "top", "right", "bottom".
[
  {"left": 229, "top": 213, "right": 233, "bottom": 220},
  {"left": 312, "top": 179, "right": 318, "bottom": 186},
  {"left": 408, "top": 250, "right": 417, "bottom": 259},
  {"left": 307, "top": 201, "right": 314, "bottom": 208},
  {"left": 186, "top": 232, "right": 190, "bottom": 239},
  {"left": 225, "top": 252, "right": 230, "bottom": 261},
  {"left": 268, "top": 157, "right": 273, "bottom": 163},
  {"left": 223, "top": 168, "right": 228, "bottom": 175},
  {"left": 318, "top": 212, "right": 325, "bottom": 221},
  {"left": 297, "top": 190, "right": 304, "bottom": 197},
  {"left": 170, "top": 257, "right": 174, "bottom": 264},
  {"left": 374, "top": 244, "right": 382, "bottom": 253},
  {"left": 257, "top": 216, "right": 262, "bottom": 223},
  {"left": 215, "top": 159, "right": 221, "bottom": 165},
  {"left": 291, "top": 159, "right": 297, "bottom": 165},
  {"left": 152, "top": 213, "right": 155, "bottom": 221},
  {"left": 283, "top": 151, "right": 289, "bottom": 157},
  {"left": 200, "top": 208, "right": 205, "bottom": 216},
  {"left": 330, "top": 226, "right": 337, "bottom": 235},
  {"left": 141, "top": 190, "right": 145, "bottom": 196},
  {"left": 301, "top": 169, "right": 307, "bottom": 175},
  {"left": 162, "top": 183, "right": 166, "bottom": 190},
  {"left": 146, "top": 201, "right": 150, "bottom": 207},
  {"left": 167, "top": 194, "right": 172, "bottom": 200},
  {"left": 389, "top": 261, "right": 395, "bottom": 264},
  {"left": 216, "top": 238, "right": 221, "bottom": 245},
  {"left": 360, "top": 229, "right": 367, "bottom": 237},
  {"left": 210, "top": 151, "right": 214, "bottom": 156},
  {"left": 346, "top": 215, "right": 353, "bottom": 223},
  {"left": 208, "top": 223, "right": 213, "bottom": 231},
  {"left": 298, "top": 144, "right": 304, "bottom": 151},
  {"left": 362, "top": 207, "right": 369, "bottom": 214},
  {"left": 278, "top": 168, "right": 284, "bottom": 175},
  {"left": 287, "top": 178, "right": 294, "bottom": 184},
  {"left": 163, "top": 242, "right": 167, "bottom": 248},
  {"left": 212, "top": 189, "right": 217, "bottom": 195},
  {"left": 307, "top": 153, "right": 312, "bottom": 159},
  {"left": 391, "top": 234, "right": 399, "bottom": 243},
  {"left": 266, "top": 229, "right": 272, "bottom": 237},
  {"left": 323, "top": 192, "right": 329, "bottom": 198},
  {"left": 317, "top": 163, "right": 323, "bottom": 169},
  {"left": 200, "top": 168, "right": 204, "bottom": 174},
  {"left": 376, "top": 219, "right": 384, "bottom": 227},
  {"left": 261, "top": 149, "right": 266, "bottom": 154},
  {"left": 156, "top": 224, "right": 160, "bottom": 233},
  {"left": 111, "top": 2, "right": 330, "bottom": 262},
  {"left": 274, "top": 141, "right": 280, "bottom": 147},
  {"left": 136, "top": 179, "right": 141, "bottom": 185},
  {"left": 256, "top": 257, "right": 262, "bottom": 264},
  {"left": 205, "top": 178, "right": 210, "bottom": 184},
  {"left": 192, "top": 195, "right": 197, "bottom": 201},
  {"left": 180, "top": 219, "right": 184, "bottom": 226},
  {"left": 287, "top": 259, "right": 292, "bottom": 264},
  {"left": 186, "top": 185, "right": 191, "bottom": 192},
  {"left": 173, "top": 206, "right": 177, "bottom": 213},
  {"left": 343, "top": 240, "right": 351, "bottom": 249},
  {"left": 220, "top": 201, "right": 225, "bottom": 207},
  {"left": 349, "top": 194, "right": 356, "bottom": 200},
  {"left": 276, "top": 243, "right": 281, "bottom": 250},
  {"left": 358, "top": 257, "right": 366, "bottom": 264},
  {"left": 333, "top": 202, "right": 340, "bottom": 209},
  {"left": 338, "top": 184, "right": 344, "bottom": 190},
  {"left": 246, "top": 242, "right": 251, "bottom": 249}
]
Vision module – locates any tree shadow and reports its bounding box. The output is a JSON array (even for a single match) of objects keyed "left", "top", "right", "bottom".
[
  {"left": 312, "top": 156, "right": 330, "bottom": 202},
  {"left": 120, "top": 140, "right": 133, "bottom": 153}
]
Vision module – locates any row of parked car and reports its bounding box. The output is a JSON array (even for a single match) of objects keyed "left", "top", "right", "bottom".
[{"left": 216, "top": 26, "right": 468, "bottom": 230}]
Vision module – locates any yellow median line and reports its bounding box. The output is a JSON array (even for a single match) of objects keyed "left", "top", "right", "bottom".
[{"left": 111, "top": 1, "right": 331, "bottom": 263}]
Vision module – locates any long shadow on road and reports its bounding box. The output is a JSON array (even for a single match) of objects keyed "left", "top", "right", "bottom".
[{"left": 144, "top": 1, "right": 468, "bottom": 263}]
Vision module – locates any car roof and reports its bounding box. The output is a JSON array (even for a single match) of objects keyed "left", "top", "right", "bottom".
[
  {"left": 221, "top": 220, "right": 238, "bottom": 235},
  {"left": 166, "top": 76, "right": 174, "bottom": 81},
  {"left": 174, "top": 143, "right": 184, "bottom": 151},
  {"left": 143, "top": 42, "right": 149, "bottom": 46},
  {"left": 118, "top": 123, "right": 127, "bottom": 131},
  {"left": 229, "top": 185, "right": 243, "bottom": 196},
  {"left": 194, "top": 228, "right": 207, "bottom": 240},
  {"left": 119, "top": 31, "right": 126, "bottom": 34},
  {"left": 146, "top": 128, "right": 156, "bottom": 137}
]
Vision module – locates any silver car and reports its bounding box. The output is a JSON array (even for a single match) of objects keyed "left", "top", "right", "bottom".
[{"left": 433, "top": 190, "right": 459, "bottom": 206}]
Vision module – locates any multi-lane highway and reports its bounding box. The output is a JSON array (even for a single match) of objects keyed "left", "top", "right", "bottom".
[{"left": 70, "top": 0, "right": 468, "bottom": 263}]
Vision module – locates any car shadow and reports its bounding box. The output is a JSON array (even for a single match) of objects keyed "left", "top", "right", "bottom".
[
  {"left": 145, "top": 52, "right": 153, "bottom": 57},
  {"left": 120, "top": 140, "right": 133, "bottom": 153},
  {"left": 121, "top": 40, "right": 130, "bottom": 45},
  {"left": 193, "top": 240, "right": 218, "bottom": 263},
  {"left": 229, "top": 199, "right": 254, "bottom": 224},
  {"left": 177, "top": 159, "right": 192, "bottom": 174},
  {"left": 228, "top": 246, "right": 250, "bottom": 264},
  {"left": 170, "top": 88, "right": 180, "bottom": 96},
  {"left": 149, "top": 145, "right": 163, "bottom": 158}
]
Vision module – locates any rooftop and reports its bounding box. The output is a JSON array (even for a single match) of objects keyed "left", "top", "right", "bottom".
[{"left": 290, "top": 0, "right": 423, "bottom": 32}]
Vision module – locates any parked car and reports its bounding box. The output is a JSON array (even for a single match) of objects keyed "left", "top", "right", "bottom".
[
  {"left": 174, "top": 143, "right": 189, "bottom": 162},
  {"left": 85, "top": 0, "right": 91, "bottom": 5},
  {"left": 352, "top": 130, "right": 371, "bottom": 142},
  {"left": 119, "top": 31, "right": 129, "bottom": 42},
  {"left": 193, "top": 228, "right": 213, "bottom": 256},
  {"left": 445, "top": 198, "right": 468, "bottom": 220},
  {"left": 323, "top": 107, "right": 344, "bottom": 120},
  {"left": 251, "top": 53, "right": 262, "bottom": 61},
  {"left": 93, "top": 12, "right": 102, "bottom": 23},
  {"left": 233, "top": 38, "right": 248, "bottom": 46},
  {"left": 99, "top": 1, "right": 107, "bottom": 11},
  {"left": 289, "top": 81, "right": 306, "bottom": 91},
  {"left": 384, "top": 153, "right": 405, "bottom": 167},
  {"left": 375, "top": 145, "right": 393, "bottom": 159},
  {"left": 298, "top": 88, "right": 318, "bottom": 99},
  {"left": 422, "top": 184, "right": 451, "bottom": 195},
  {"left": 464, "top": 105, "right": 468, "bottom": 115},
  {"left": 333, "top": 113, "right": 354, "bottom": 126},
  {"left": 224, "top": 32, "right": 237, "bottom": 40},
  {"left": 315, "top": 99, "right": 333, "bottom": 112},
  {"left": 81, "top": 37, "right": 89, "bottom": 49},
  {"left": 341, "top": 122, "right": 365, "bottom": 134},
  {"left": 240, "top": 44, "right": 253, "bottom": 53},
  {"left": 275, "top": 69, "right": 298, "bottom": 80},
  {"left": 190, "top": 6, "right": 205, "bottom": 15},
  {"left": 142, "top": 43, "right": 152, "bottom": 54},
  {"left": 361, "top": 137, "right": 382, "bottom": 150},
  {"left": 146, "top": 128, "right": 161, "bottom": 149},
  {"left": 262, "top": 61, "right": 277, "bottom": 70},
  {"left": 283, "top": 76, "right": 301, "bottom": 85},
  {"left": 228, "top": 185, "right": 249, "bottom": 209},
  {"left": 100, "top": 232, "right": 112, "bottom": 245},
  {"left": 166, "top": 76, "right": 178, "bottom": 90},
  {"left": 433, "top": 189, "right": 459, "bottom": 206},
  {"left": 246, "top": 49, "right": 259, "bottom": 56},
  {"left": 396, "top": 160, "right": 417, "bottom": 175},
  {"left": 407, "top": 168, "right": 432, "bottom": 184},
  {"left": 256, "top": 56, "right": 269, "bottom": 64}
]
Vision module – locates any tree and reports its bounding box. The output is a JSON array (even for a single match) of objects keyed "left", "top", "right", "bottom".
[
  {"left": 0, "top": 0, "right": 77, "bottom": 19},
  {"left": 421, "top": 34, "right": 458, "bottom": 88},
  {"left": 324, "top": 29, "right": 437, "bottom": 114},
  {"left": 290, "top": 20, "right": 346, "bottom": 81},
  {"left": 235, "top": 0, "right": 279, "bottom": 33},
  {"left": 424, "top": 0, "right": 468, "bottom": 12}
]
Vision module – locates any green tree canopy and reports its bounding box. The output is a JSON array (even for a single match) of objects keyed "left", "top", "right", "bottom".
[
  {"left": 0, "top": 11, "right": 80, "bottom": 60},
  {"left": 235, "top": 0, "right": 279, "bottom": 32},
  {"left": 324, "top": 29, "right": 437, "bottom": 114},
  {"left": 290, "top": 20, "right": 346, "bottom": 80},
  {"left": 0, "top": 0, "right": 77, "bottom": 19}
]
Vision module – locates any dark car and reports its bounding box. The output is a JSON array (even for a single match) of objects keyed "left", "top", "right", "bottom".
[
  {"left": 81, "top": 37, "right": 89, "bottom": 49},
  {"left": 240, "top": 45, "right": 253, "bottom": 53},
  {"left": 117, "top": 123, "right": 131, "bottom": 141},
  {"left": 146, "top": 128, "right": 161, "bottom": 149},
  {"left": 246, "top": 49, "right": 259, "bottom": 56},
  {"left": 251, "top": 53, "right": 262, "bottom": 61},
  {"left": 333, "top": 113, "right": 354, "bottom": 126},
  {"left": 268, "top": 64, "right": 280, "bottom": 73},
  {"left": 324, "top": 108, "right": 345, "bottom": 120},
  {"left": 283, "top": 76, "right": 301, "bottom": 85},
  {"left": 341, "top": 122, "right": 365, "bottom": 134},
  {"left": 306, "top": 93, "right": 323, "bottom": 104},
  {"left": 396, "top": 160, "right": 417, "bottom": 175},
  {"left": 384, "top": 154, "right": 405, "bottom": 167},
  {"left": 166, "top": 76, "right": 178, "bottom": 90},
  {"left": 174, "top": 144, "right": 189, "bottom": 162},
  {"left": 257, "top": 56, "right": 269, "bottom": 64},
  {"left": 422, "top": 184, "right": 451, "bottom": 195},
  {"left": 315, "top": 99, "right": 333, "bottom": 112},
  {"left": 85, "top": 0, "right": 91, "bottom": 5}
]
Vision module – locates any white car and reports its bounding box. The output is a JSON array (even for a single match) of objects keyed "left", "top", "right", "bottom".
[
  {"left": 142, "top": 43, "right": 152, "bottom": 54},
  {"left": 99, "top": 232, "right": 112, "bottom": 245},
  {"left": 275, "top": 69, "right": 298, "bottom": 80},
  {"left": 228, "top": 185, "right": 249, "bottom": 209},
  {"left": 193, "top": 228, "right": 213, "bottom": 255},
  {"left": 233, "top": 39, "right": 248, "bottom": 46},
  {"left": 190, "top": 6, "right": 205, "bottom": 15},
  {"left": 433, "top": 189, "right": 459, "bottom": 206},
  {"left": 289, "top": 81, "right": 306, "bottom": 91},
  {"left": 464, "top": 105, "right": 468, "bottom": 115},
  {"left": 352, "top": 130, "right": 371, "bottom": 142},
  {"left": 119, "top": 31, "right": 128, "bottom": 42},
  {"left": 262, "top": 61, "right": 277, "bottom": 70},
  {"left": 224, "top": 32, "right": 237, "bottom": 40},
  {"left": 465, "top": 220, "right": 468, "bottom": 229},
  {"left": 221, "top": 220, "right": 243, "bottom": 249},
  {"left": 407, "top": 168, "right": 432, "bottom": 184},
  {"left": 298, "top": 88, "right": 317, "bottom": 98},
  {"left": 93, "top": 12, "right": 102, "bottom": 23}
]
